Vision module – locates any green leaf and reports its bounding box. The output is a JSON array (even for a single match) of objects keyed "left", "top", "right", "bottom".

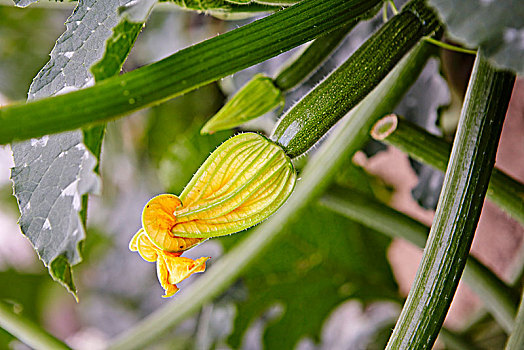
[
  {"left": 428, "top": 0, "right": 524, "bottom": 74},
  {"left": 49, "top": 255, "right": 77, "bottom": 298},
  {"left": 224, "top": 202, "right": 398, "bottom": 349},
  {"left": 90, "top": 20, "right": 145, "bottom": 81},
  {"left": 10, "top": 0, "right": 155, "bottom": 296},
  {"left": 11, "top": 134, "right": 99, "bottom": 296}
]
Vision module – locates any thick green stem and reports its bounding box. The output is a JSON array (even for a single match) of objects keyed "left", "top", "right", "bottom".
[
  {"left": 371, "top": 114, "right": 524, "bottom": 228},
  {"left": 0, "top": 0, "right": 382, "bottom": 144},
  {"left": 108, "top": 39, "right": 435, "bottom": 350},
  {"left": 270, "top": 0, "right": 440, "bottom": 158},
  {"left": 385, "top": 54, "right": 515, "bottom": 349},
  {"left": 320, "top": 187, "right": 518, "bottom": 333},
  {"left": 505, "top": 289, "right": 524, "bottom": 349},
  {"left": 0, "top": 302, "right": 70, "bottom": 350}
]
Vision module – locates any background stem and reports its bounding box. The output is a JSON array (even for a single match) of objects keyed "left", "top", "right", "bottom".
[
  {"left": 505, "top": 289, "right": 524, "bottom": 349},
  {"left": 273, "top": 22, "right": 357, "bottom": 91},
  {"left": 320, "top": 188, "right": 518, "bottom": 333},
  {"left": 372, "top": 115, "right": 524, "bottom": 227},
  {"left": 0, "top": 302, "right": 70, "bottom": 350}
]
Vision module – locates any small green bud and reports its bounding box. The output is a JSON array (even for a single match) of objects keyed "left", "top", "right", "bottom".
[{"left": 201, "top": 74, "right": 283, "bottom": 134}]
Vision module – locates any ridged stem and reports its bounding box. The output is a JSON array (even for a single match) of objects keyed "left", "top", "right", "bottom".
[
  {"left": 385, "top": 54, "right": 516, "bottom": 349},
  {"left": 0, "top": 0, "right": 382, "bottom": 144}
]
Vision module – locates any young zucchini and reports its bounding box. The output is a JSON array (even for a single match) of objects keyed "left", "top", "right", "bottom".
[{"left": 270, "top": 0, "right": 440, "bottom": 158}]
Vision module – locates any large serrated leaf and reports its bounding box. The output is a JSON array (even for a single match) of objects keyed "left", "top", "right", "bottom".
[
  {"left": 10, "top": 0, "right": 155, "bottom": 296},
  {"left": 429, "top": 0, "right": 524, "bottom": 74}
]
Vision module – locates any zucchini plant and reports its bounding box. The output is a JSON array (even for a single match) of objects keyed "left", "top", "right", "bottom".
[{"left": 0, "top": 0, "right": 522, "bottom": 349}]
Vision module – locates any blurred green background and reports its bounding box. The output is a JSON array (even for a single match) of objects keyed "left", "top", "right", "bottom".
[{"left": 0, "top": 2, "right": 519, "bottom": 349}]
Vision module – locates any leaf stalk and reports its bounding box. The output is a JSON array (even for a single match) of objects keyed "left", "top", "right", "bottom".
[{"left": 371, "top": 114, "right": 524, "bottom": 228}]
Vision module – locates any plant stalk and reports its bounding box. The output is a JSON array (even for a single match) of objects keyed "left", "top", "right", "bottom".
[
  {"left": 505, "top": 288, "right": 524, "bottom": 349},
  {"left": 108, "top": 39, "right": 436, "bottom": 350},
  {"left": 0, "top": 302, "right": 70, "bottom": 350},
  {"left": 371, "top": 115, "right": 524, "bottom": 228},
  {"left": 0, "top": 0, "right": 382, "bottom": 144},
  {"left": 385, "top": 54, "right": 516, "bottom": 349}
]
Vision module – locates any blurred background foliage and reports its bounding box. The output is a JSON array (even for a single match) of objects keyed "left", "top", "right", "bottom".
[{"left": 0, "top": 1, "right": 520, "bottom": 349}]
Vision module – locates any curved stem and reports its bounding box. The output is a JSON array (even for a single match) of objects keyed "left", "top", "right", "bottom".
[
  {"left": 0, "top": 302, "right": 70, "bottom": 350},
  {"left": 320, "top": 187, "right": 518, "bottom": 333},
  {"left": 424, "top": 37, "right": 477, "bottom": 55},
  {"left": 505, "top": 289, "right": 524, "bottom": 349},
  {"left": 385, "top": 54, "right": 516, "bottom": 349}
]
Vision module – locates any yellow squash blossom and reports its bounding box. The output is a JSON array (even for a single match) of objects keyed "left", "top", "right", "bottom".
[
  {"left": 130, "top": 133, "right": 296, "bottom": 297},
  {"left": 129, "top": 229, "right": 208, "bottom": 298}
]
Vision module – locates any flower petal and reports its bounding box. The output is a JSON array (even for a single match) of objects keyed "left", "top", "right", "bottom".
[
  {"left": 157, "top": 252, "right": 209, "bottom": 298},
  {"left": 134, "top": 230, "right": 159, "bottom": 262},
  {"left": 129, "top": 229, "right": 142, "bottom": 251},
  {"left": 141, "top": 194, "right": 205, "bottom": 252},
  {"left": 156, "top": 254, "right": 180, "bottom": 298}
]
